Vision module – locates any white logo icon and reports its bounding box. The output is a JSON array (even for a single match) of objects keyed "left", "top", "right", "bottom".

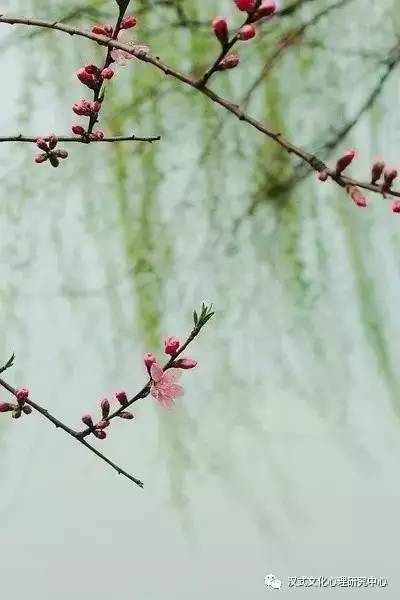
[{"left": 265, "top": 574, "right": 282, "bottom": 589}]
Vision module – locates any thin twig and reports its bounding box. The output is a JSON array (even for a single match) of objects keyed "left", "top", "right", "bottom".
[
  {"left": 0, "top": 134, "right": 160, "bottom": 144},
  {"left": 0, "top": 15, "right": 399, "bottom": 199},
  {"left": 0, "top": 374, "right": 144, "bottom": 487},
  {"left": 0, "top": 306, "right": 214, "bottom": 489}
]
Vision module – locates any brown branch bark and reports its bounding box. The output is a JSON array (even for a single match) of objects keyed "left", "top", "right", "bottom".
[{"left": 0, "top": 15, "right": 399, "bottom": 199}]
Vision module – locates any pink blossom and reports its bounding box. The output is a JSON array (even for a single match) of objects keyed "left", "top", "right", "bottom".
[
  {"left": 0, "top": 402, "right": 11, "bottom": 413},
  {"left": 110, "top": 31, "right": 149, "bottom": 66},
  {"left": 150, "top": 363, "right": 183, "bottom": 409},
  {"left": 392, "top": 201, "right": 400, "bottom": 213}
]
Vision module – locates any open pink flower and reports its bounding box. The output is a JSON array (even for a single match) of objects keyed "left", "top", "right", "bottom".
[
  {"left": 110, "top": 31, "right": 149, "bottom": 66},
  {"left": 150, "top": 363, "right": 183, "bottom": 409}
]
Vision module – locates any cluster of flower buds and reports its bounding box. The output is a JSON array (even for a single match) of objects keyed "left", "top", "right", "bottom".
[
  {"left": 370, "top": 160, "right": 400, "bottom": 211},
  {"left": 318, "top": 151, "right": 400, "bottom": 213},
  {"left": 80, "top": 390, "right": 134, "bottom": 440},
  {"left": 77, "top": 64, "right": 115, "bottom": 90},
  {"left": 72, "top": 99, "right": 101, "bottom": 117},
  {"left": 234, "top": 0, "right": 276, "bottom": 21},
  {"left": 212, "top": 1, "right": 276, "bottom": 72},
  {"left": 90, "top": 15, "right": 137, "bottom": 38},
  {"left": 34, "top": 136, "right": 68, "bottom": 167},
  {"left": 0, "top": 388, "right": 32, "bottom": 419}
]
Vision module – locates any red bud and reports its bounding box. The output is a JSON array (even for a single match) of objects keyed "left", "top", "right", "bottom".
[
  {"left": 101, "top": 399, "right": 110, "bottom": 418},
  {"left": 174, "top": 358, "right": 198, "bottom": 369},
  {"left": 335, "top": 151, "right": 355, "bottom": 174},
  {"left": 118, "top": 411, "right": 134, "bottom": 420},
  {"left": 115, "top": 391, "right": 128, "bottom": 406}
]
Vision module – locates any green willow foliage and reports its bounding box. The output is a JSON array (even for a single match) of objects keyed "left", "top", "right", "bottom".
[{"left": 2, "top": 0, "right": 400, "bottom": 507}]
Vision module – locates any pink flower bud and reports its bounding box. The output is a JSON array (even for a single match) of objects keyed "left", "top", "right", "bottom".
[
  {"left": 370, "top": 160, "right": 385, "bottom": 184},
  {"left": 121, "top": 16, "right": 137, "bottom": 29},
  {"left": 97, "top": 419, "right": 110, "bottom": 430},
  {"left": 174, "top": 358, "right": 198, "bottom": 369},
  {"left": 239, "top": 24, "right": 256, "bottom": 40},
  {"left": 81, "top": 414, "right": 94, "bottom": 427},
  {"left": 335, "top": 151, "right": 355, "bottom": 174},
  {"left": 54, "top": 149, "right": 68, "bottom": 159},
  {"left": 34, "top": 153, "right": 48, "bottom": 164},
  {"left": 94, "top": 429, "right": 107, "bottom": 439},
  {"left": 76, "top": 68, "right": 97, "bottom": 89},
  {"left": 144, "top": 353, "right": 156, "bottom": 370},
  {"left": 91, "top": 25, "right": 107, "bottom": 35},
  {"left": 347, "top": 185, "right": 367, "bottom": 208},
  {"left": 36, "top": 138, "right": 48, "bottom": 151},
  {"left": 72, "top": 101, "right": 87, "bottom": 116},
  {"left": 118, "top": 411, "right": 134, "bottom": 420},
  {"left": 234, "top": 0, "right": 254, "bottom": 11},
  {"left": 318, "top": 170, "right": 329, "bottom": 182},
  {"left": 251, "top": 1, "right": 276, "bottom": 21},
  {"left": 49, "top": 155, "right": 60, "bottom": 168},
  {"left": 101, "top": 398, "right": 110, "bottom": 418},
  {"left": 89, "top": 130, "right": 104, "bottom": 141},
  {"left": 115, "top": 390, "right": 128, "bottom": 406},
  {"left": 48, "top": 134, "right": 58, "bottom": 149},
  {"left": 164, "top": 336, "right": 180, "bottom": 355},
  {"left": 212, "top": 17, "right": 228, "bottom": 44},
  {"left": 72, "top": 124, "right": 86, "bottom": 136},
  {"left": 90, "top": 101, "right": 102, "bottom": 113},
  {"left": 392, "top": 201, "right": 400, "bottom": 213},
  {"left": 84, "top": 64, "right": 101, "bottom": 75},
  {"left": 101, "top": 67, "right": 114, "bottom": 80},
  {"left": 217, "top": 54, "right": 240, "bottom": 71},
  {"left": 103, "top": 24, "right": 114, "bottom": 36},
  {"left": 16, "top": 388, "right": 29, "bottom": 404},
  {"left": 0, "top": 402, "right": 11, "bottom": 413},
  {"left": 22, "top": 405, "right": 32, "bottom": 415},
  {"left": 382, "top": 167, "right": 398, "bottom": 192}
]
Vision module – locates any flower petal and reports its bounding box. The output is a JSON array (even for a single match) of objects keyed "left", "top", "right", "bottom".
[
  {"left": 171, "top": 384, "right": 184, "bottom": 398},
  {"left": 163, "top": 368, "right": 181, "bottom": 384},
  {"left": 150, "top": 363, "right": 164, "bottom": 383}
]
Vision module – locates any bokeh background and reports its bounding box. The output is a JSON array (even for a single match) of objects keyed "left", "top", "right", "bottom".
[{"left": 0, "top": 0, "right": 399, "bottom": 597}]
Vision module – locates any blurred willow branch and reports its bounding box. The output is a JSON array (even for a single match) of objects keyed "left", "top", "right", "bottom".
[{"left": 0, "top": 13, "right": 399, "bottom": 200}]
